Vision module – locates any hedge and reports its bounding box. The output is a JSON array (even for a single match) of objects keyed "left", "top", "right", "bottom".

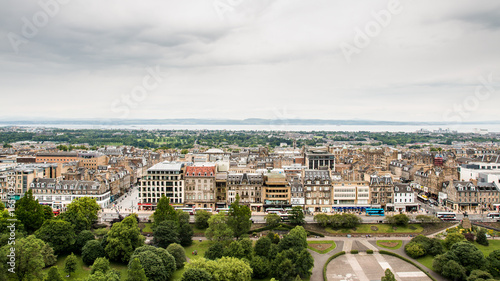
[
  {"left": 366, "top": 249, "right": 374, "bottom": 254},
  {"left": 323, "top": 251, "right": 346, "bottom": 281},
  {"left": 379, "top": 251, "right": 437, "bottom": 281},
  {"left": 350, "top": 250, "right": 359, "bottom": 254}
]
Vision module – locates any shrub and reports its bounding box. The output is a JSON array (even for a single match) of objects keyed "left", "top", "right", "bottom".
[
  {"left": 367, "top": 249, "right": 374, "bottom": 254},
  {"left": 350, "top": 250, "right": 358, "bottom": 254},
  {"left": 476, "top": 229, "right": 489, "bottom": 246},
  {"left": 167, "top": 243, "right": 187, "bottom": 269},
  {"left": 405, "top": 242, "right": 426, "bottom": 259},
  {"left": 464, "top": 232, "right": 475, "bottom": 242}
]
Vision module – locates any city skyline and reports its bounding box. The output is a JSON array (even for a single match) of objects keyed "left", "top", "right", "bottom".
[{"left": 1, "top": 0, "right": 500, "bottom": 122}]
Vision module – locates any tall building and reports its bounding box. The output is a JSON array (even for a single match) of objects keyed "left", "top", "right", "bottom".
[
  {"left": 369, "top": 175, "right": 394, "bottom": 210},
  {"left": 303, "top": 169, "right": 331, "bottom": 212},
  {"left": 227, "top": 173, "right": 264, "bottom": 211},
  {"left": 138, "top": 162, "right": 184, "bottom": 211},
  {"left": 305, "top": 148, "right": 335, "bottom": 170},
  {"left": 263, "top": 173, "right": 291, "bottom": 210}
]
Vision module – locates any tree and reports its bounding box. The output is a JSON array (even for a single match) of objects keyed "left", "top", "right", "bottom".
[
  {"left": 205, "top": 242, "right": 225, "bottom": 260},
  {"left": 314, "top": 213, "right": 331, "bottom": 227},
  {"left": 74, "top": 229, "right": 95, "bottom": 254},
  {"left": 289, "top": 206, "right": 305, "bottom": 225},
  {"left": 130, "top": 246, "right": 176, "bottom": 281},
  {"left": 275, "top": 258, "right": 295, "bottom": 281},
  {"left": 90, "top": 257, "right": 110, "bottom": 275},
  {"left": 240, "top": 238, "right": 253, "bottom": 259},
  {"left": 392, "top": 214, "right": 409, "bottom": 227},
  {"left": 254, "top": 236, "right": 272, "bottom": 258},
  {"left": 467, "top": 270, "right": 494, "bottom": 281},
  {"left": 195, "top": 210, "right": 212, "bottom": 229},
  {"left": 64, "top": 253, "right": 78, "bottom": 277},
  {"left": 185, "top": 257, "right": 253, "bottom": 281},
  {"left": 153, "top": 220, "right": 180, "bottom": 248},
  {"left": 206, "top": 212, "right": 234, "bottom": 243},
  {"left": 267, "top": 231, "right": 280, "bottom": 244},
  {"left": 265, "top": 213, "right": 281, "bottom": 228},
  {"left": 224, "top": 240, "right": 245, "bottom": 259},
  {"left": 127, "top": 258, "right": 147, "bottom": 281},
  {"left": 41, "top": 242, "right": 58, "bottom": 267},
  {"left": 42, "top": 205, "right": 55, "bottom": 220},
  {"left": 228, "top": 194, "right": 252, "bottom": 238},
  {"left": 405, "top": 242, "right": 426, "bottom": 258},
  {"left": 181, "top": 268, "right": 212, "bottom": 281},
  {"left": 381, "top": 269, "right": 396, "bottom": 281},
  {"left": 0, "top": 235, "right": 46, "bottom": 281},
  {"left": 487, "top": 250, "right": 500, "bottom": 277},
  {"left": 250, "top": 256, "right": 270, "bottom": 279},
  {"left": 295, "top": 249, "right": 314, "bottom": 278},
  {"left": 44, "top": 266, "right": 64, "bottom": 281},
  {"left": 341, "top": 213, "right": 361, "bottom": 229},
  {"left": 167, "top": 243, "right": 187, "bottom": 269},
  {"left": 448, "top": 242, "right": 485, "bottom": 273},
  {"left": 444, "top": 232, "right": 466, "bottom": 249},
  {"left": 35, "top": 219, "right": 76, "bottom": 254},
  {"left": 177, "top": 209, "right": 190, "bottom": 225},
  {"left": 60, "top": 197, "right": 100, "bottom": 233},
  {"left": 14, "top": 189, "right": 46, "bottom": 233},
  {"left": 106, "top": 215, "right": 145, "bottom": 263},
  {"left": 476, "top": 229, "right": 489, "bottom": 246},
  {"left": 441, "top": 260, "right": 466, "bottom": 281},
  {"left": 153, "top": 196, "right": 178, "bottom": 228},
  {"left": 278, "top": 226, "right": 308, "bottom": 252},
  {"left": 86, "top": 270, "right": 121, "bottom": 281},
  {"left": 179, "top": 222, "right": 194, "bottom": 246},
  {"left": 415, "top": 215, "right": 441, "bottom": 224},
  {"left": 82, "top": 240, "right": 106, "bottom": 266}
]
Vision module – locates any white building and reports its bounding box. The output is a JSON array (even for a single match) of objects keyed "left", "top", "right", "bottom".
[
  {"left": 459, "top": 162, "right": 500, "bottom": 181},
  {"left": 393, "top": 183, "right": 418, "bottom": 212},
  {"left": 138, "top": 162, "right": 184, "bottom": 211},
  {"left": 331, "top": 181, "right": 370, "bottom": 211}
]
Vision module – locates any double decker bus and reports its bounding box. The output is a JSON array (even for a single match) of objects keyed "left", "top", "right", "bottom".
[
  {"left": 175, "top": 207, "right": 194, "bottom": 215},
  {"left": 417, "top": 194, "right": 429, "bottom": 204},
  {"left": 436, "top": 212, "right": 457, "bottom": 221},
  {"left": 487, "top": 213, "right": 500, "bottom": 219},
  {"left": 366, "top": 208, "right": 385, "bottom": 216},
  {"left": 215, "top": 207, "right": 230, "bottom": 213}
]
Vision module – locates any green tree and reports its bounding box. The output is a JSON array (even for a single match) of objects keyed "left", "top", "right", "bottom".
[
  {"left": 250, "top": 256, "right": 270, "bottom": 279},
  {"left": 106, "top": 215, "right": 145, "bottom": 263},
  {"left": 153, "top": 196, "right": 178, "bottom": 228},
  {"left": 275, "top": 258, "right": 295, "bottom": 281},
  {"left": 442, "top": 260, "right": 467, "bottom": 281},
  {"left": 444, "top": 232, "right": 466, "bottom": 249},
  {"left": 254, "top": 236, "right": 272, "bottom": 258},
  {"left": 295, "top": 249, "right": 314, "bottom": 278},
  {"left": 405, "top": 242, "right": 426, "bottom": 259},
  {"left": 267, "top": 231, "right": 280, "bottom": 244},
  {"left": 185, "top": 257, "right": 253, "bottom": 281},
  {"left": 64, "top": 253, "right": 78, "bottom": 276},
  {"left": 206, "top": 212, "right": 234, "bottom": 243},
  {"left": 90, "top": 257, "right": 110, "bottom": 275},
  {"left": 86, "top": 270, "right": 121, "bottom": 281},
  {"left": 467, "top": 270, "right": 494, "bottom": 281},
  {"left": 381, "top": 269, "right": 396, "bottom": 281},
  {"left": 228, "top": 194, "right": 252, "bottom": 238},
  {"left": 127, "top": 258, "right": 148, "bottom": 281},
  {"left": 392, "top": 214, "right": 409, "bottom": 226},
  {"left": 82, "top": 240, "right": 106, "bottom": 266},
  {"left": 44, "top": 266, "right": 64, "bottom": 281},
  {"left": 41, "top": 242, "right": 58, "bottom": 267},
  {"left": 14, "top": 189, "right": 46, "bottom": 233},
  {"left": 448, "top": 242, "right": 485, "bottom": 273},
  {"left": 476, "top": 229, "right": 489, "bottom": 246},
  {"left": 278, "top": 226, "right": 308, "bottom": 252},
  {"left": 35, "top": 219, "right": 76, "bottom": 254},
  {"left": 224, "top": 240, "right": 245, "bottom": 259},
  {"left": 153, "top": 220, "right": 180, "bottom": 248},
  {"left": 130, "top": 246, "right": 176, "bottom": 281},
  {"left": 181, "top": 268, "right": 212, "bottom": 281},
  {"left": 341, "top": 213, "right": 361, "bottom": 228},
  {"left": 195, "top": 210, "right": 212, "bottom": 229},
  {"left": 314, "top": 213, "right": 331, "bottom": 227},
  {"left": 289, "top": 206, "right": 305, "bottom": 225},
  {"left": 60, "top": 197, "right": 100, "bottom": 233},
  {"left": 179, "top": 222, "right": 194, "bottom": 246},
  {"left": 42, "top": 205, "right": 55, "bottom": 220},
  {"left": 0, "top": 235, "right": 46, "bottom": 281},
  {"left": 167, "top": 243, "right": 187, "bottom": 269},
  {"left": 205, "top": 242, "right": 225, "bottom": 260},
  {"left": 74, "top": 229, "right": 95, "bottom": 254},
  {"left": 487, "top": 250, "right": 500, "bottom": 277},
  {"left": 265, "top": 213, "right": 281, "bottom": 227}
]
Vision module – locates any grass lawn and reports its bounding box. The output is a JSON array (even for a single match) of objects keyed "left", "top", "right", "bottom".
[
  {"left": 376, "top": 240, "right": 403, "bottom": 250},
  {"left": 41, "top": 254, "right": 128, "bottom": 280},
  {"left": 192, "top": 225, "right": 207, "bottom": 234},
  {"left": 307, "top": 240, "right": 337, "bottom": 254},
  {"left": 325, "top": 224, "right": 424, "bottom": 234},
  {"left": 474, "top": 240, "right": 500, "bottom": 256},
  {"left": 416, "top": 255, "right": 435, "bottom": 271},
  {"left": 141, "top": 222, "right": 153, "bottom": 233}
]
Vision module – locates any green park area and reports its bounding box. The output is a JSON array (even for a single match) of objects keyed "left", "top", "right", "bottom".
[
  {"left": 325, "top": 223, "right": 424, "bottom": 234},
  {"left": 307, "top": 240, "right": 337, "bottom": 254},
  {"left": 376, "top": 240, "right": 403, "bottom": 250}
]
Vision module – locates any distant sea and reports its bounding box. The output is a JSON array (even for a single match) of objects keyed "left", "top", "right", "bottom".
[{"left": 2, "top": 123, "right": 500, "bottom": 133}]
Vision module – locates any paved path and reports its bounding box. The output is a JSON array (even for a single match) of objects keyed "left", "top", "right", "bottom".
[{"left": 308, "top": 241, "right": 344, "bottom": 281}]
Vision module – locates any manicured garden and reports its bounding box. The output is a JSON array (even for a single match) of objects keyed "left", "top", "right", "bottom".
[
  {"left": 376, "top": 240, "right": 402, "bottom": 250},
  {"left": 307, "top": 240, "right": 336, "bottom": 254}
]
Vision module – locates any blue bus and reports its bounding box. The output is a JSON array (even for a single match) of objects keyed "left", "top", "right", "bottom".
[{"left": 366, "top": 208, "right": 385, "bottom": 216}]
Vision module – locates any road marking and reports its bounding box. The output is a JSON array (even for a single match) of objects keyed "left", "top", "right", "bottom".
[
  {"left": 359, "top": 239, "right": 378, "bottom": 251},
  {"left": 345, "top": 254, "right": 369, "bottom": 281},
  {"left": 343, "top": 240, "right": 353, "bottom": 252},
  {"left": 373, "top": 253, "right": 402, "bottom": 281}
]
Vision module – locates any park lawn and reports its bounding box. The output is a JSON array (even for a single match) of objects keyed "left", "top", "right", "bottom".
[
  {"left": 416, "top": 255, "right": 435, "bottom": 271},
  {"left": 141, "top": 222, "right": 153, "bottom": 232},
  {"left": 376, "top": 240, "right": 403, "bottom": 250},
  {"left": 325, "top": 224, "right": 423, "bottom": 234},
  {"left": 307, "top": 240, "right": 337, "bottom": 254},
  {"left": 474, "top": 240, "right": 500, "bottom": 256},
  {"left": 41, "top": 254, "right": 128, "bottom": 280},
  {"left": 192, "top": 225, "right": 207, "bottom": 234}
]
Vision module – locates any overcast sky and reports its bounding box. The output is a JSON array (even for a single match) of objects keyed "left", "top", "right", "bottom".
[{"left": 1, "top": 0, "right": 499, "bottom": 122}]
